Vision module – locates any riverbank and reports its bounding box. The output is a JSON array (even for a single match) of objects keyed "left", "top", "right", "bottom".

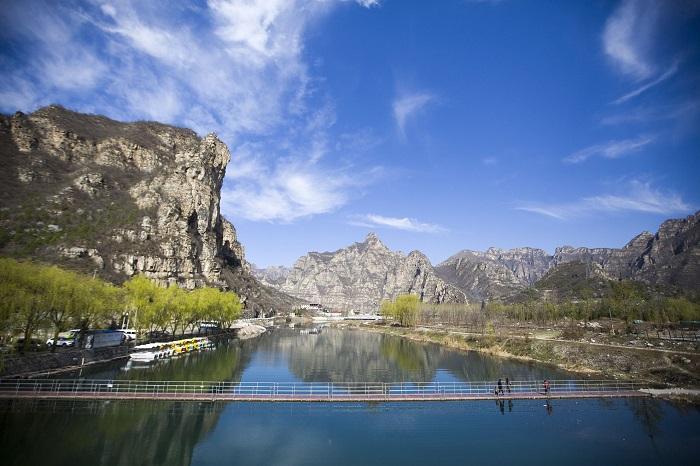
[
  {"left": 352, "top": 322, "right": 700, "bottom": 389},
  {"left": 0, "top": 329, "right": 245, "bottom": 378}
]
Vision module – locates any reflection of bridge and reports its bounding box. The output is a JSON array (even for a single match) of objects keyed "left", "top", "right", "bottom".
[{"left": 0, "top": 379, "right": 650, "bottom": 402}]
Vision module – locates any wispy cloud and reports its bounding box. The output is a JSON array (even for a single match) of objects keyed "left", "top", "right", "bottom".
[
  {"left": 516, "top": 180, "right": 693, "bottom": 220},
  {"left": 0, "top": 0, "right": 381, "bottom": 223},
  {"left": 392, "top": 92, "right": 434, "bottom": 137},
  {"left": 563, "top": 135, "right": 654, "bottom": 164},
  {"left": 602, "top": 0, "right": 684, "bottom": 105},
  {"left": 600, "top": 101, "right": 700, "bottom": 126},
  {"left": 349, "top": 214, "right": 447, "bottom": 233},
  {"left": 482, "top": 157, "right": 498, "bottom": 166},
  {"left": 612, "top": 61, "right": 679, "bottom": 104},
  {"left": 602, "top": 0, "right": 658, "bottom": 81}
]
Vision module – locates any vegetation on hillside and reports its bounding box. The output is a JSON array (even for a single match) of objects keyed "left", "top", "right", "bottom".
[{"left": 0, "top": 258, "right": 242, "bottom": 352}]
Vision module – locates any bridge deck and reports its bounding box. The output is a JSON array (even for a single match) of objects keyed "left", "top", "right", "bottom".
[
  {"left": 0, "top": 379, "right": 651, "bottom": 403},
  {"left": 0, "top": 390, "right": 648, "bottom": 402}
]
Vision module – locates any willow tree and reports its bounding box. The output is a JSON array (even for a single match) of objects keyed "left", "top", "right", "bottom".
[
  {"left": 123, "top": 275, "right": 161, "bottom": 332},
  {"left": 382, "top": 294, "right": 420, "bottom": 327},
  {"left": 0, "top": 259, "right": 50, "bottom": 352}
]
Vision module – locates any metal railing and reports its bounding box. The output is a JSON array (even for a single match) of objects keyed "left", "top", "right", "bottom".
[{"left": 0, "top": 378, "right": 646, "bottom": 400}]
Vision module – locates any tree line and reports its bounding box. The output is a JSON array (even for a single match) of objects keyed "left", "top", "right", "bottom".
[
  {"left": 0, "top": 258, "right": 242, "bottom": 352},
  {"left": 382, "top": 281, "right": 699, "bottom": 330}
]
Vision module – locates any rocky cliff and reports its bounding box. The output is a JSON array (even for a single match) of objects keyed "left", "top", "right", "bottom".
[
  {"left": 0, "top": 105, "right": 295, "bottom": 316},
  {"left": 436, "top": 212, "right": 700, "bottom": 300},
  {"left": 256, "top": 233, "right": 467, "bottom": 312},
  {"left": 251, "top": 265, "right": 291, "bottom": 288},
  {"left": 435, "top": 247, "right": 551, "bottom": 301}
]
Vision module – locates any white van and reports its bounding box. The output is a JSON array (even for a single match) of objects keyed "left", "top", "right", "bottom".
[{"left": 119, "top": 329, "right": 137, "bottom": 341}]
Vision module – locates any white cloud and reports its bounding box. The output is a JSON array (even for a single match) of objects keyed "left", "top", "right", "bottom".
[
  {"left": 349, "top": 214, "right": 447, "bottom": 233},
  {"left": 221, "top": 140, "right": 383, "bottom": 222},
  {"left": 600, "top": 101, "right": 700, "bottom": 125},
  {"left": 0, "top": 0, "right": 382, "bottom": 224},
  {"left": 612, "top": 61, "right": 679, "bottom": 105},
  {"left": 392, "top": 92, "right": 434, "bottom": 137},
  {"left": 602, "top": 0, "right": 658, "bottom": 81},
  {"left": 516, "top": 181, "right": 693, "bottom": 220},
  {"left": 602, "top": 1, "right": 683, "bottom": 105},
  {"left": 563, "top": 135, "right": 654, "bottom": 164},
  {"left": 481, "top": 157, "right": 498, "bottom": 166},
  {"left": 354, "top": 0, "right": 381, "bottom": 8}
]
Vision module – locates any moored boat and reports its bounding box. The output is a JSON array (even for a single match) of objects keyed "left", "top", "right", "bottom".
[{"left": 129, "top": 337, "right": 213, "bottom": 362}]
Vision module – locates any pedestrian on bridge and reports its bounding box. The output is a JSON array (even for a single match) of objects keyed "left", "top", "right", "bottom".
[
  {"left": 505, "top": 377, "right": 512, "bottom": 394},
  {"left": 497, "top": 378, "right": 504, "bottom": 395}
]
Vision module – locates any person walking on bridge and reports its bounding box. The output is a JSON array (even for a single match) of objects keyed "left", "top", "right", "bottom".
[
  {"left": 497, "top": 378, "right": 504, "bottom": 395},
  {"left": 505, "top": 377, "right": 512, "bottom": 394}
]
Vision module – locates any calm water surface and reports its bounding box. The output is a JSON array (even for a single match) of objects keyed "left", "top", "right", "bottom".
[{"left": 1, "top": 327, "right": 698, "bottom": 465}]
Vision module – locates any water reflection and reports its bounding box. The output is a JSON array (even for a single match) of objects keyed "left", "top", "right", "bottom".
[
  {"left": 1, "top": 328, "right": 699, "bottom": 466},
  {"left": 241, "top": 327, "right": 571, "bottom": 383},
  {"left": 0, "top": 399, "right": 225, "bottom": 466}
]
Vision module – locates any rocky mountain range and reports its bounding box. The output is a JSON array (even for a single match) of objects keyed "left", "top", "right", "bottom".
[
  {"left": 3, "top": 106, "right": 697, "bottom": 316},
  {"left": 254, "top": 233, "right": 467, "bottom": 312},
  {"left": 435, "top": 211, "right": 700, "bottom": 300},
  {"left": 0, "top": 105, "right": 296, "bottom": 316},
  {"left": 257, "top": 212, "right": 699, "bottom": 306}
]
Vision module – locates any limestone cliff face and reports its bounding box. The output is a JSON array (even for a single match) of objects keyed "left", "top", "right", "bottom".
[
  {"left": 251, "top": 265, "right": 291, "bottom": 288},
  {"left": 435, "top": 247, "right": 551, "bottom": 300},
  {"left": 0, "top": 105, "right": 293, "bottom": 315},
  {"left": 261, "top": 233, "right": 467, "bottom": 312},
  {"left": 552, "top": 213, "right": 700, "bottom": 291},
  {"left": 436, "top": 212, "right": 700, "bottom": 300}
]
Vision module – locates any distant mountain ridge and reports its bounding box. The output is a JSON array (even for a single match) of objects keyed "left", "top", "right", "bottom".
[
  {"left": 253, "top": 233, "right": 466, "bottom": 312},
  {"left": 256, "top": 212, "right": 700, "bottom": 306},
  {"left": 435, "top": 211, "right": 700, "bottom": 300}
]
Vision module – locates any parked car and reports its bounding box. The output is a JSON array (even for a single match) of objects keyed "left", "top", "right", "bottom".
[
  {"left": 47, "top": 330, "right": 79, "bottom": 347},
  {"left": 47, "top": 335, "right": 77, "bottom": 347}
]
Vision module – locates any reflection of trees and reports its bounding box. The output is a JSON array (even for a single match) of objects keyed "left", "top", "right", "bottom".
[
  {"left": 118, "top": 342, "right": 250, "bottom": 382},
  {"left": 242, "top": 328, "right": 572, "bottom": 384},
  {"left": 0, "top": 399, "right": 225, "bottom": 466},
  {"left": 626, "top": 397, "right": 664, "bottom": 439},
  {"left": 3, "top": 342, "right": 254, "bottom": 466},
  {"left": 424, "top": 347, "right": 571, "bottom": 382},
  {"left": 73, "top": 340, "right": 252, "bottom": 383},
  {"left": 244, "top": 328, "right": 439, "bottom": 382},
  {"left": 380, "top": 337, "right": 433, "bottom": 377}
]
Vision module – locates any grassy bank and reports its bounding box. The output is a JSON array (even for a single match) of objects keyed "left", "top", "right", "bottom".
[{"left": 357, "top": 323, "right": 699, "bottom": 388}]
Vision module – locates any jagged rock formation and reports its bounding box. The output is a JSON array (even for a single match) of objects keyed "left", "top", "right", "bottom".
[
  {"left": 435, "top": 247, "right": 551, "bottom": 301},
  {"left": 0, "top": 105, "right": 295, "bottom": 316},
  {"left": 251, "top": 265, "right": 291, "bottom": 288},
  {"left": 259, "top": 233, "right": 467, "bottom": 312},
  {"left": 436, "top": 212, "right": 700, "bottom": 300}
]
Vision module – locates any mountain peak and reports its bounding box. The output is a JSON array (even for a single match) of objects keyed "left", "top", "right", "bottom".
[{"left": 363, "top": 232, "right": 383, "bottom": 246}]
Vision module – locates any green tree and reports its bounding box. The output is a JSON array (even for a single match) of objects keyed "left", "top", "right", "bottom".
[
  {"left": 382, "top": 294, "right": 420, "bottom": 327},
  {"left": 123, "top": 275, "right": 161, "bottom": 332}
]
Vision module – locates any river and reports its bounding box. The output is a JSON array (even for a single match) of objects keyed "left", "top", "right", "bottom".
[{"left": 1, "top": 327, "right": 698, "bottom": 465}]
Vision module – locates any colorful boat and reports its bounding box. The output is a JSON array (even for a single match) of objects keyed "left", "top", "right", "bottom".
[{"left": 129, "top": 337, "right": 213, "bottom": 362}]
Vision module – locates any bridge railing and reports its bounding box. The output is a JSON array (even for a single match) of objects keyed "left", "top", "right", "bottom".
[{"left": 0, "top": 378, "right": 645, "bottom": 399}]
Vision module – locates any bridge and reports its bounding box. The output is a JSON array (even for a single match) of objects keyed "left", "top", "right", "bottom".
[{"left": 0, "top": 379, "right": 650, "bottom": 402}]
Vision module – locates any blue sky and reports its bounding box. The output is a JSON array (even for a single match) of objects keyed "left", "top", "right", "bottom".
[{"left": 1, "top": 0, "right": 699, "bottom": 267}]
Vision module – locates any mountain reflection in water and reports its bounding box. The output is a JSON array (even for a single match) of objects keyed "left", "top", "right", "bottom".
[{"left": 3, "top": 328, "right": 698, "bottom": 466}]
